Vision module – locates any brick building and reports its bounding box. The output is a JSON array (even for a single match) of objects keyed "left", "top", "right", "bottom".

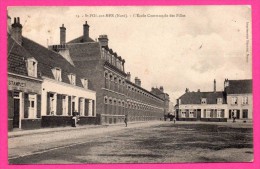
[
  {"left": 151, "top": 86, "right": 170, "bottom": 116},
  {"left": 49, "top": 22, "right": 165, "bottom": 124},
  {"left": 8, "top": 17, "right": 96, "bottom": 130}
]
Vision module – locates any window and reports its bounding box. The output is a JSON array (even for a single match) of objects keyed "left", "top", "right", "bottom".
[
  {"left": 62, "top": 95, "right": 67, "bottom": 115},
  {"left": 201, "top": 98, "right": 207, "bottom": 104},
  {"left": 49, "top": 93, "right": 55, "bottom": 115},
  {"left": 206, "top": 109, "right": 211, "bottom": 118},
  {"left": 189, "top": 110, "right": 195, "bottom": 118},
  {"left": 217, "top": 109, "right": 222, "bottom": 118},
  {"left": 52, "top": 68, "right": 62, "bottom": 81},
  {"left": 181, "top": 111, "right": 186, "bottom": 118},
  {"left": 68, "top": 74, "right": 76, "bottom": 85},
  {"left": 242, "top": 96, "right": 248, "bottom": 105},
  {"left": 114, "top": 76, "right": 118, "bottom": 83},
  {"left": 28, "top": 94, "right": 37, "bottom": 118},
  {"left": 27, "top": 58, "right": 37, "bottom": 77},
  {"left": 217, "top": 98, "right": 223, "bottom": 104},
  {"left": 104, "top": 71, "right": 108, "bottom": 78},
  {"left": 104, "top": 96, "right": 108, "bottom": 104},
  {"left": 81, "top": 78, "right": 88, "bottom": 89},
  {"left": 231, "top": 97, "right": 238, "bottom": 105},
  {"left": 242, "top": 109, "right": 248, "bottom": 118}
]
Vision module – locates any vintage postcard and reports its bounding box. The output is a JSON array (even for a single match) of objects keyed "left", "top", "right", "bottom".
[{"left": 6, "top": 5, "right": 254, "bottom": 166}]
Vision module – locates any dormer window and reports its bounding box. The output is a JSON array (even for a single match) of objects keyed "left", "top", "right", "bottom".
[
  {"left": 27, "top": 58, "right": 37, "bottom": 77},
  {"left": 68, "top": 74, "right": 76, "bottom": 85},
  {"left": 52, "top": 67, "right": 62, "bottom": 81},
  {"left": 201, "top": 98, "right": 207, "bottom": 104},
  {"left": 217, "top": 98, "right": 223, "bottom": 104},
  {"left": 81, "top": 78, "right": 88, "bottom": 89}
]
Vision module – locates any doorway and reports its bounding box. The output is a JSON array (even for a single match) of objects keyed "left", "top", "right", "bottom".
[{"left": 13, "top": 98, "right": 20, "bottom": 128}]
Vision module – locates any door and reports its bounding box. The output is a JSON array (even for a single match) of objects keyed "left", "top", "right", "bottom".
[
  {"left": 13, "top": 99, "right": 20, "bottom": 128},
  {"left": 197, "top": 109, "right": 201, "bottom": 120}
]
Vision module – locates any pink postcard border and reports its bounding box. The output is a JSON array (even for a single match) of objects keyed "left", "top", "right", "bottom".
[{"left": 0, "top": 0, "right": 259, "bottom": 169}]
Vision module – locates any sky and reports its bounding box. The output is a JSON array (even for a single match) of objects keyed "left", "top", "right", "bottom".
[{"left": 8, "top": 6, "right": 252, "bottom": 104}]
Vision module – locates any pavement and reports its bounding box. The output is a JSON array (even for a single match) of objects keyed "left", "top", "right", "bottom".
[
  {"left": 8, "top": 121, "right": 146, "bottom": 138},
  {"left": 8, "top": 121, "right": 165, "bottom": 159}
]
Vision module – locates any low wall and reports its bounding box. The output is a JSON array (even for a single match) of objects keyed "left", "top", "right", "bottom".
[
  {"left": 177, "top": 118, "right": 227, "bottom": 122},
  {"left": 21, "top": 119, "right": 42, "bottom": 130},
  {"left": 177, "top": 118, "right": 197, "bottom": 121},
  {"left": 200, "top": 118, "right": 227, "bottom": 122},
  {"left": 41, "top": 116, "right": 99, "bottom": 128}
]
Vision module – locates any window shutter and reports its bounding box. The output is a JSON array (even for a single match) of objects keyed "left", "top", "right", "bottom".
[
  {"left": 92, "top": 100, "right": 95, "bottom": 116},
  {"left": 68, "top": 96, "right": 71, "bottom": 116},
  {"left": 56, "top": 94, "right": 62, "bottom": 115},
  {"left": 85, "top": 99, "right": 89, "bottom": 116},
  {"left": 24, "top": 93, "right": 29, "bottom": 118},
  {"left": 8, "top": 91, "right": 14, "bottom": 118},
  {"left": 78, "top": 98, "right": 81, "bottom": 114},
  {"left": 47, "top": 93, "right": 50, "bottom": 115},
  {"left": 37, "top": 94, "right": 41, "bottom": 118}
]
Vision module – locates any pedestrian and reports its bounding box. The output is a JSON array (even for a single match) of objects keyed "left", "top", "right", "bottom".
[
  {"left": 72, "top": 111, "right": 77, "bottom": 127},
  {"left": 173, "top": 115, "right": 176, "bottom": 124},
  {"left": 232, "top": 115, "right": 236, "bottom": 123},
  {"left": 124, "top": 115, "right": 128, "bottom": 127},
  {"left": 72, "top": 110, "right": 79, "bottom": 127}
]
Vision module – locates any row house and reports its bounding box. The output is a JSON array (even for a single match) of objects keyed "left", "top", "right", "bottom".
[
  {"left": 8, "top": 17, "right": 96, "bottom": 130},
  {"left": 224, "top": 79, "right": 252, "bottom": 120},
  {"left": 49, "top": 21, "right": 166, "bottom": 124},
  {"left": 175, "top": 79, "right": 252, "bottom": 122}
]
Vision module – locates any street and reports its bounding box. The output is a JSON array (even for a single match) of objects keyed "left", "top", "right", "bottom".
[{"left": 9, "top": 121, "right": 253, "bottom": 164}]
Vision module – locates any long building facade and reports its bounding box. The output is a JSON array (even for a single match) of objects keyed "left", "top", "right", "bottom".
[{"left": 49, "top": 22, "right": 166, "bottom": 124}]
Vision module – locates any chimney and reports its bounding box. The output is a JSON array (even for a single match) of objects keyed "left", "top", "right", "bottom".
[
  {"left": 11, "top": 17, "right": 23, "bottom": 45},
  {"left": 7, "top": 12, "right": 11, "bottom": 33},
  {"left": 185, "top": 88, "right": 189, "bottom": 93},
  {"left": 83, "top": 21, "right": 89, "bottom": 42},
  {"left": 127, "top": 72, "right": 131, "bottom": 81},
  {"left": 135, "top": 77, "right": 141, "bottom": 86},
  {"left": 159, "top": 86, "right": 164, "bottom": 92},
  {"left": 60, "top": 24, "right": 66, "bottom": 45},
  {"left": 224, "top": 78, "right": 229, "bottom": 88},
  {"left": 98, "top": 34, "right": 109, "bottom": 47},
  {"left": 214, "top": 79, "right": 216, "bottom": 92}
]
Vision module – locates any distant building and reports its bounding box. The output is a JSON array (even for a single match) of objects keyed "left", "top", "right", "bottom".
[
  {"left": 151, "top": 87, "right": 170, "bottom": 115},
  {"left": 49, "top": 22, "right": 166, "bottom": 124},
  {"left": 224, "top": 79, "right": 252, "bottom": 120},
  {"left": 8, "top": 17, "right": 96, "bottom": 130},
  {"left": 176, "top": 79, "right": 252, "bottom": 122}
]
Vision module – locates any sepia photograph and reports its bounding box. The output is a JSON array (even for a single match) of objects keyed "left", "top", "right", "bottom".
[{"left": 7, "top": 6, "right": 253, "bottom": 164}]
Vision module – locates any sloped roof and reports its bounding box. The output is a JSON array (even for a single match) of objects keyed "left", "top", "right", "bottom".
[
  {"left": 67, "top": 42, "right": 101, "bottom": 61},
  {"left": 179, "top": 91, "right": 227, "bottom": 104},
  {"left": 8, "top": 35, "right": 35, "bottom": 76},
  {"left": 225, "top": 79, "right": 252, "bottom": 94},
  {"left": 21, "top": 37, "right": 86, "bottom": 88},
  {"left": 67, "top": 35, "right": 95, "bottom": 44}
]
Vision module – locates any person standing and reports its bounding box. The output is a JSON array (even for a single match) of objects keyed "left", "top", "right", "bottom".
[{"left": 124, "top": 115, "right": 128, "bottom": 127}]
